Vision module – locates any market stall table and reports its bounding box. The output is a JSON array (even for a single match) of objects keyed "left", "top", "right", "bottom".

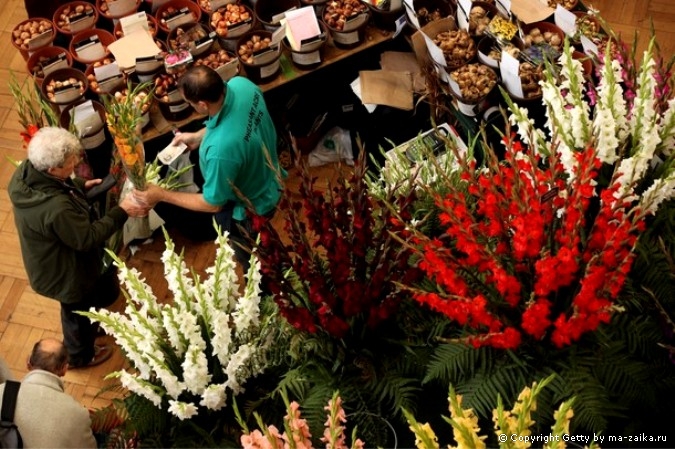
[{"left": 142, "top": 24, "right": 397, "bottom": 142}]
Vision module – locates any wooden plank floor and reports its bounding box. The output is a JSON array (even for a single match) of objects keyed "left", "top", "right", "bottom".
[{"left": 0, "top": 0, "right": 673, "bottom": 412}]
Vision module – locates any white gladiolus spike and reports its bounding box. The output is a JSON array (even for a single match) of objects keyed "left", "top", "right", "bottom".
[{"left": 79, "top": 226, "right": 273, "bottom": 420}]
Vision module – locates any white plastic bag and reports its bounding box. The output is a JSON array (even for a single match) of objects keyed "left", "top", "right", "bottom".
[{"left": 308, "top": 126, "right": 354, "bottom": 167}]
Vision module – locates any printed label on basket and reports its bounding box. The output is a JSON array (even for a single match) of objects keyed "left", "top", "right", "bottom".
[
  {"left": 333, "top": 30, "right": 359, "bottom": 45},
  {"left": 343, "top": 13, "right": 368, "bottom": 32},
  {"left": 292, "top": 49, "right": 320, "bottom": 65},
  {"left": 40, "top": 53, "right": 69, "bottom": 77},
  {"left": 69, "top": 10, "right": 97, "bottom": 33},
  {"left": 54, "top": 84, "right": 82, "bottom": 104},
  {"left": 554, "top": 5, "right": 577, "bottom": 36},
  {"left": 165, "top": 8, "right": 195, "bottom": 30},
  {"left": 191, "top": 32, "right": 216, "bottom": 53},
  {"left": 393, "top": 14, "right": 406, "bottom": 38},
  {"left": 158, "top": 142, "right": 188, "bottom": 165},
  {"left": 74, "top": 36, "right": 106, "bottom": 61},
  {"left": 300, "top": 33, "right": 324, "bottom": 49},
  {"left": 97, "top": 74, "right": 125, "bottom": 93},
  {"left": 136, "top": 54, "right": 163, "bottom": 72},
  {"left": 167, "top": 88, "right": 183, "bottom": 102},
  {"left": 500, "top": 51, "right": 523, "bottom": 98},
  {"left": 456, "top": 0, "right": 471, "bottom": 31},
  {"left": 228, "top": 18, "right": 253, "bottom": 36},
  {"left": 253, "top": 46, "right": 279, "bottom": 65},
  {"left": 94, "top": 61, "right": 121, "bottom": 80},
  {"left": 260, "top": 59, "right": 280, "bottom": 78},
  {"left": 169, "top": 101, "right": 190, "bottom": 113},
  {"left": 478, "top": 49, "right": 499, "bottom": 68},
  {"left": 27, "top": 29, "right": 54, "bottom": 50},
  {"left": 448, "top": 77, "right": 461, "bottom": 97},
  {"left": 216, "top": 59, "right": 239, "bottom": 80},
  {"left": 81, "top": 128, "right": 106, "bottom": 149},
  {"left": 580, "top": 35, "right": 599, "bottom": 57},
  {"left": 120, "top": 12, "right": 150, "bottom": 35},
  {"left": 456, "top": 98, "right": 478, "bottom": 116},
  {"left": 107, "top": 0, "right": 136, "bottom": 16}
]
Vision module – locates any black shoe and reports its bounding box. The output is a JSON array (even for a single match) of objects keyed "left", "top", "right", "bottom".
[{"left": 69, "top": 344, "right": 113, "bottom": 369}]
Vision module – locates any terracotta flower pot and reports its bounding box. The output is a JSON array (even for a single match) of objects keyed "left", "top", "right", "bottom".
[
  {"left": 69, "top": 28, "right": 116, "bottom": 66},
  {"left": 53, "top": 1, "right": 99, "bottom": 37},
  {"left": 27, "top": 45, "right": 73, "bottom": 86},
  {"left": 155, "top": 0, "right": 202, "bottom": 35},
  {"left": 11, "top": 17, "right": 56, "bottom": 62}
]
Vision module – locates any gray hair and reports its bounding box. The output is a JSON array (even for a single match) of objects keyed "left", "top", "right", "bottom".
[{"left": 27, "top": 127, "right": 83, "bottom": 171}]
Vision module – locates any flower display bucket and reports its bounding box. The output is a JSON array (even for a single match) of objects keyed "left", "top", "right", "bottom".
[
  {"left": 12, "top": 17, "right": 57, "bottom": 62},
  {"left": 155, "top": 0, "right": 202, "bottom": 35},
  {"left": 320, "top": 7, "right": 370, "bottom": 49},
  {"left": 69, "top": 28, "right": 116, "bottom": 68},
  {"left": 209, "top": 4, "right": 256, "bottom": 52},
  {"left": 41, "top": 67, "right": 89, "bottom": 112},
  {"left": 236, "top": 31, "right": 282, "bottom": 84},
  {"left": 282, "top": 22, "right": 327, "bottom": 70},
  {"left": 53, "top": 1, "right": 99, "bottom": 38},
  {"left": 27, "top": 45, "right": 73, "bottom": 87}
]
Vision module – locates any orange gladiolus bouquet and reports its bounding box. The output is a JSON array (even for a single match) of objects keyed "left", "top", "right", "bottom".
[{"left": 101, "top": 82, "right": 153, "bottom": 190}]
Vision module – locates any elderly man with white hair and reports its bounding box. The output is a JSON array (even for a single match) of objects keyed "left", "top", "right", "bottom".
[{"left": 8, "top": 127, "right": 148, "bottom": 368}]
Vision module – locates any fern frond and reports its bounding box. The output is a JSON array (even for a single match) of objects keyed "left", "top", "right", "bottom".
[
  {"left": 423, "top": 343, "right": 492, "bottom": 385},
  {"left": 453, "top": 364, "right": 528, "bottom": 418}
]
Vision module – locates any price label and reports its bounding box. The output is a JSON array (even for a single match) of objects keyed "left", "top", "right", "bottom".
[
  {"left": 343, "top": 12, "right": 368, "bottom": 32},
  {"left": 107, "top": 0, "right": 136, "bottom": 16},
  {"left": 74, "top": 35, "right": 106, "bottom": 62},
  {"left": 554, "top": 5, "right": 577, "bottom": 36},
  {"left": 40, "top": 53, "right": 69, "bottom": 77},
  {"left": 500, "top": 51, "right": 523, "bottom": 98},
  {"left": 136, "top": 54, "right": 163, "bottom": 72},
  {"left": 97, "top": 74, "right": 125, "bottom": 93},
  {"left": 292, "top": 49, "right": 320, "bottom": 65},
  {"left": 165, "top": 8, "right": 194, "bottom": 30},
  {"left": 69, "top": 10, "right": 96, "bottom": 33},
  {"left": 252, "top": 46, "right": 278, "bottom": 65},
  {"left": 27, "top": 29, "right": 54, "bottom": 50},
  {"left": 54, "top": 84, "right": 82, "bottom": 104},
  {"left": 215, "top": 59, "right": 239, "bottom": 80},
  {"left": 192, "top": 31, "right": 216, "bottom": 53},
  {"left": 120, "top": 12, "right": 150, "bottom": 36},
  {"left": 229, "top": 18, "right": 253, "bottom": 33}
]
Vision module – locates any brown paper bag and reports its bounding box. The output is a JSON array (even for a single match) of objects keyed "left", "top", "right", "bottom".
[
  {"left": 380, "top": 51, "right": 426, "bottom": 93},
  {"left": 359, "top": 70, "right": 414, "bottom": 111}
]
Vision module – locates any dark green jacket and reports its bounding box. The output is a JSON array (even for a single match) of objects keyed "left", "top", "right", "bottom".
[{"left": 8, "top": 160, "right": 127, "bottom": 304}]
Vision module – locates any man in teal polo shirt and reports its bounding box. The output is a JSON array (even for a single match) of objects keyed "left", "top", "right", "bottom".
[{"left": 134, "top": 66, "right": 283, "bottom": 271}]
